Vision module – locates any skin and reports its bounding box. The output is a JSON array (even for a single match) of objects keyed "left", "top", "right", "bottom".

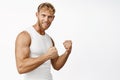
[{"left": 15, "top": 7, "right": 72, "bottom": 74}]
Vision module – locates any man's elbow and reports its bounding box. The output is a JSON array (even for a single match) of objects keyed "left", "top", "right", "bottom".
[
  {"left": 17, "top": 64, "right": 26, "bottom": 74},
  {"left": 17, "top": 68, "right": 25, "bottom": 74}
]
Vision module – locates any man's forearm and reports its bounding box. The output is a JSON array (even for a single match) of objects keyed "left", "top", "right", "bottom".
[
  {"left": 17, "top": 53, "right": 50, "bottom": 74},
  {"left": 54, "top": 51, "right": 70, "bottom": 70}
]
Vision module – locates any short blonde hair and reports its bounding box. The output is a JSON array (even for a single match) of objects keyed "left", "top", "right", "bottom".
[{"left": 37, "top": 2, "right": 55, "bottom": 14}]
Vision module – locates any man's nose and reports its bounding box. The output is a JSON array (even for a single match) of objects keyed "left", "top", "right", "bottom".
[{"left": 44, "top": 17, "right": 49, "bottom": 22}]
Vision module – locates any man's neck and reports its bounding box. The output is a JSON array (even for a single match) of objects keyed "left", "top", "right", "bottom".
[{"left": 33, "top": 24, "right": 45, "bottom": 35}]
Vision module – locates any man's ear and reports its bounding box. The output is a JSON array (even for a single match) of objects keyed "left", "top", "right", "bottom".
[{"left": 36, "top": 12, "right": 38, "bottom": 17}]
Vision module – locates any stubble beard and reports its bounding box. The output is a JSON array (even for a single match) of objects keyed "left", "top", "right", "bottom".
[
  {"left": 38, "top": 19, "right": 44, "bottom": 30},
  {"left": 38, "top": 18, "right": 51, "bottom": 31}
]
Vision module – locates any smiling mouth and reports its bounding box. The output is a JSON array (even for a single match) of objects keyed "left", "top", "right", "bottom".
[
  {"left": 43, "top": 22, "right": 49, "bottom": 26},
  {"left": 42, "top": 23, "right": 50, "bottom": 28}
]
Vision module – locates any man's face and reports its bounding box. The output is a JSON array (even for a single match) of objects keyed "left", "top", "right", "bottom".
[{"left": 36, "top": 8, "right": 54, "bottom": 30}]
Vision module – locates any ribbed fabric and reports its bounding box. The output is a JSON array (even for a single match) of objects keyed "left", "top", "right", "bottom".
[{"left": 22, "top": 26, "right": 53, "bottom": 80}]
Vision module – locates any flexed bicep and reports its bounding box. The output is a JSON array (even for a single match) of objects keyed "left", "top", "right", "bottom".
[{"left": 15, "top": 31, "right": 31, "bottom": 73}]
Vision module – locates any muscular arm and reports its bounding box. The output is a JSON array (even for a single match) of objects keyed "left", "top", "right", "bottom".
[
  {"left": 15, "top": 31, "right": 50, "bottom": 74},
  {"left": 51, "top": 39, "right": 72, "bottom": 70}
]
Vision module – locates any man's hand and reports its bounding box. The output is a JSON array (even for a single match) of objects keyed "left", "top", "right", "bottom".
[
  {"left": 47, "top": 47, "right": 58, "bottom": 59},
  {"left": 63, "top": 40, "right": 72, "bottom": 53}
]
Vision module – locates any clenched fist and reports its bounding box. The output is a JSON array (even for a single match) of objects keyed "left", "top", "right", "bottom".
[
  {"left": 47, "top": 47, "right": 58, "bottom": 59},
  {"left": 63, "top": 40, "right": 72, "bottom": 53}
]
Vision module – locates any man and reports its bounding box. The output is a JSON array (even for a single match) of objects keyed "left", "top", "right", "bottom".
[{"left": 15, "top": 2, "right": 72, "bottom": 80}]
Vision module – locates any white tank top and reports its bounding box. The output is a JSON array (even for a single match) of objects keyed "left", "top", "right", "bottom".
[{"left": 22, "top": 26, "right": 53, "bottom": 80}]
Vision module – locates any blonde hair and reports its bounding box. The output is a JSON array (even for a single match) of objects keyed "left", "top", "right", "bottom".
[{"left": 37, "top": 2, "right": 55, "bottom": 14}]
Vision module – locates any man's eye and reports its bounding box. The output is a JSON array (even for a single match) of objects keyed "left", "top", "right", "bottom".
[
  {"left": 42, "top": 14, "right": 46, "bottom": 17},
  {"left": 48, "top": 16, "right": 53, "bottom": 19}
]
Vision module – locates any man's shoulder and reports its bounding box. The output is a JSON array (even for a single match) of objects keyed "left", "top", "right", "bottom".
[{"left": 17, "top": 31, "right": 30, "bottom": 38}]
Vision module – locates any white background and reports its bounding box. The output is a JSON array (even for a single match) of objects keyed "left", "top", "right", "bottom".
[{"left": 0, "top": 0, "right": 120, "bottom": 80}]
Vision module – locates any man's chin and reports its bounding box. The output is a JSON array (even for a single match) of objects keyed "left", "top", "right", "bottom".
[
  {"left": 42, "top": 26, "right": 49, "bottom": 30},
  {"left": 42, "top": 25, "right": 49, "bottom": 29}
]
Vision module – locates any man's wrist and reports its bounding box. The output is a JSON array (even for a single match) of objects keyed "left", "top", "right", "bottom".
[{"left": 65, "top": 49, "right": 71, "bottom": 55}]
